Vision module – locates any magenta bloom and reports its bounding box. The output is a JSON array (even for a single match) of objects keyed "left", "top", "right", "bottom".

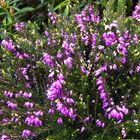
[
  {"left": 23, "top": 92, "right": 32, "bottom": 99},
  {"left": 25, "top": 115, "right": 42, "bottom": 127},
  {"left": 15, "top": 22, "right": 25, "bottom": 31},
  {"left": 24, "top": 102, "right": 34, "bottom": 109},
  {"left": 80, "top": 66, "right": 90, "bottom": 75},
  {"left": 96, "top": 119, "right": 105, "bottom": 128},
  {"left": 91, "top": 34, "right": 96, "bottom": 48},
  {"left": 47, "top": 80, "right": 62, "bottom": 101},
  {"left": 22, "top": 129, "right": 32, "bottom": 139},
  {"left": 48, "top": 108, "right": 55, "bottom": 115},
  {"left": 7, "top": 101, "right": 17, "bottom": 110},
  {"left": 44, "top": 31, "right": 49, "bottom": 37},
  {"left": 132, "top": 4, "right": 140, "bottom": 22},
  {"left": 0, "top": 135, "right": 10, "bottom": 140},
  {"left": 42, "top": 53, "right": 54, "bottom": 67},
  {"left": 80, "top": 126, "right": 86, "bottom": 133},
  {"left": 33, "top": 110, "right": 44, "bottom": 117},
  {"left": 64, "top": 57, "right": 73, "bottom": 68},
  {"left": 1, "top": 39, "right": 15, "bottom": 52},
  {"left": 136, "top": 64, "right": 140, "bottom": 73},
  {"left": 57, "top": 117, "right": 63, "bottom": 125},
  {"left": 103, "top": 31, "right": 117, "bottom": 46},
  {"left": 4, "top": 91, "right": 13, "bottom": 98},
  {"left": 94, "top": 64, "right": 107, "bottom": 77},
  {"left": 48, "top": 12, "right": 57, "bottom": 25}
]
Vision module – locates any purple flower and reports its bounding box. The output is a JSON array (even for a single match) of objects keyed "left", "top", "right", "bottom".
[
  {"left": 117, "top": 44, "right": 128, "bottom": 56},
  {"left": 94, "top": 64, "right": 107, "bottom": 77},
  {"left": 25, "top": 83, "right": 31, "bottom": 88},
  {"left": 105, "top": 21, "right": 118, "bottom": 30},
  {"left": 132, "top": 34, "right": 139, "bottom": 44},
  {"left": 33, "top": 110, "right": 44, "bottom": 117},
  {"left": 64, "top": 57, "right": 73, "bottom": 68},
  {"left": 107, "top": 105, "right": 128, "bottom": 121},
  {"left": 108, "top": 109, "right": 121, "bottom": 120},
  {"left": 57, "top": 52, "right": 63, "bottom": 59},
  {"left": 132, "top": 4, "right": 140, "bottom": 21},
  {"left": 48, "top": 12, "right": 57, "bottom": 25},
  {"left": 48, "top": 108, "right": 55, "bottom": 115},
  {"left": 24, "top": 102, "right": 34, "bottom": 109},
  {"left": 57, "top": 102, "right": 68, "bottom": 116},
  {"left": 16, "top": 52, "right": 29, "bottom": 59},
  {"left": 15, "top": 22, "right": 25, "bottom": 31},
  {"left": 23, "top": 92, "right": 32, "bottom": 99},
  {"left": 42, "top": 53, "right": 54, "bottom": 67},
  {"left": 57, "top": 117, "right": 63, "bottom": 125},
  {"left": 20, "top": 67, "right": 29, "bottom": 80},
  {"left": 80, "top": 126, "right": 86, "bottom": 133},
  {"left": 94, "top": 53, "right": 100, "bottom": 63},
  {"left": 22, "top": 129, "right": 32, "bottom": 139},
  {"left": 4, "top": 91, "right": 13, "bottom": 98},
  {"left": 0, "top": 109, "right": 4, "bottom": 115},
  {"left": 11, "top": 116, "right": 19, "bottom": 123},
  {"left": 0, "top": 135, "right": 10, "bottom": 140},
  {"left": 136, "top": 64, "right": 140, "bottom": 73},
  {"left": 15, "top": 91, "right": 23, "bottom": 98},
  {"left": 96, "top": 77, "right": 104, "bottom": 86},
  {"left": 66, "top": 98, "right": 75, "bottom": 105},
  {"left": 91, "top": 34, "right": 96, "bottom": 48},
  {"left": 81, "top": 35, "right": 89, "bottom": 45},
  {"left": 90, "top": 14, "right": 100, "bottom": 23},
  {"left": 96, "top": 77, "right": 110, "bottom": 110},
  {"left": 25, "top": 115, "right": 42, "bottom": 127},
  {"left": 48, "top": 71, "right": 55, "bottom": 79},
  {"left": 110, "top": 20, "right": 118, "bottom": 28},
  {"left": 80, "top": 66, "right": 90, "bottom": 75},
  {"left": 116, "top": 106, "right": 129, "bottom": 115},
  {"left": 103, "top": 31, "right": 117, "bottom": 46},
  {"left": 47, "top": 79, "right": 63, "bottom": 101},
  {"left": 56, "top": 101, "right": 76, "bottom": 119},
  {"left": 121, "top": 57, "right": 127, "bottom": 64},
  {"left": 62, "top": 41, "right": 70, "bottom": 55},
  {"left": 96, "top": 119, "right": 105, "bottom": 128},
  {"left": 109, "top": 64, "right": 117, "bottom": 70},
  {"left": 44, "top": 31, "right": 49, "bottom": 37},
  {"left": 2, "top": 118, "right": 10, "bottom": 124},
  {"left": 7, "top": 101, "right": 17, "bottom": 110},
  {"left": 121, "top": 128, "right": 127, "bottom": 138},
  {"left": 1, "top": 39, "right": 15, "bottom": 52},
  {"left": 75, "top": 14, "right": 85, "bottom": 33}
]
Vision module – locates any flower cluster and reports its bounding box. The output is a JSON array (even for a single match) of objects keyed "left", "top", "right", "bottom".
[
  {"left": 14, "top": 22, "right": 25, "bottom": 31},
  {"left": 25, "top": 115, "right": 42, "bottom": 127},
  {"left": 0, "top": 90, "right": 44, "bottom": 139},
  {"left": 102, "top": 31, "right": 117, "bottom": 46},
  {"left": 1, "top": 39, "right": 29, "bottom": 59},
  {"left": 48, "top": 12, "right": 57, "bottom": 25},
  {"left": 132, "top": 4, "right": 140, "bottom": 21}
]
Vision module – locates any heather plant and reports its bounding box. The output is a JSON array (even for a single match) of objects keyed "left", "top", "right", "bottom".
[{"left": 0, "top": 2, "right": 140, "bottom": 140}]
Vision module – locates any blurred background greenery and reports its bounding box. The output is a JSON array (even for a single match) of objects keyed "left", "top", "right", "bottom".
[{"left": 0, "top": 0, "right": 139, "bottom": 27}]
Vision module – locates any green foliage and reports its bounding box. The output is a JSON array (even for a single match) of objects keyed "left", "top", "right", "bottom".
[
  {"left": 103, "top": 0, "right": 116, "bottom": 22},
  {"left": 116, "top": 0, "right": 127, "bottom": 17}
]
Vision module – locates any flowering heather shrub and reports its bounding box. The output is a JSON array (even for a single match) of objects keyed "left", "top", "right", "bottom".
[{"left": 0, "top": 3, "right": 140, "bottom": 140}]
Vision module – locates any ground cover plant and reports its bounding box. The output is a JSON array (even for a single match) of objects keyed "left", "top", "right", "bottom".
[{"left": 0, "top": 0, "right": 140, "bottom": 139}]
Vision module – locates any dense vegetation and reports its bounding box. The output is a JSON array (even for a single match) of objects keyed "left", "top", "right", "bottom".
[{"left": 0, "top": 0, "right": 140, "bottom": 139}]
